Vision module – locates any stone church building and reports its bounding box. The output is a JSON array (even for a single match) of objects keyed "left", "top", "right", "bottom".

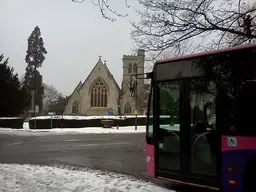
[{"left": 63, "top": 49, "right": 145, "bottom": 116}]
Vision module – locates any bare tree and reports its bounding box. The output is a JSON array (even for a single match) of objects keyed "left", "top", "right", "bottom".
[
  {"left": 42, "top": 83, "right": 62, "bottom": 113},
  {"left": 20, "top": 74, "right": 25, "bottom": 85},
  {"left": 72, "top": 0, "right": 131, "bottom": 22},
  {"left": 131, "top": 0, "right": 256, "bottom": 58}
]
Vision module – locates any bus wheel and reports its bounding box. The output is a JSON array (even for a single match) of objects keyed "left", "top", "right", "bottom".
[{"left": 243, "top": 156, "right": 256, "bottom": 192}]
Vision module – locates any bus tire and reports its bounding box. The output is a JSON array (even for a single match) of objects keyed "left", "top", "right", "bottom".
[{"left": 243, "top": 156, "right": 256, "bottom": 192}]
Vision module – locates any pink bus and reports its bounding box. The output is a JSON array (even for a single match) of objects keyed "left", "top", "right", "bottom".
[{"left": 131, "top": 44, "right": 256, "bottom": 192}]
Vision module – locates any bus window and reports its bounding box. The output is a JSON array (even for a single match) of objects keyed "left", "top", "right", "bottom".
[
  {"left": 231, "top": 81, "right": 256, "bottom": 136},
  {"left": 157, "top": 81, "right": 180, "bottom": 171},
  {"left": 190, "top": 80, "right": 217, "bottom": 177}
]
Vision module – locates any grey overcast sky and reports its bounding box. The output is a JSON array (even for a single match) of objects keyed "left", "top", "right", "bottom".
[{"left": 0, "top": 0, "right": 141, "bottom": 96}]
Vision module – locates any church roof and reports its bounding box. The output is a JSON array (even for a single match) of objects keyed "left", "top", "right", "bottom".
[
  {"left": 64, "top": 81, "right": 82, "bottom": 112},
  {"left": 103, "top": 61, "right": 121, "bottom": 92},
  {"left": 68, "top": 81, "right": 82, "bottom": 98},
  {"left": 82, "top": 57, "right": 120, "bottom": 91}
]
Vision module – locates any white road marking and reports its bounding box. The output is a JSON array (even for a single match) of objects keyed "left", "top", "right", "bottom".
[
  {"left": 3, "top": 141, "right": 23, "bottom": 147},
  {"left": 64, "top": 138, "right": 110, "bottom": 142},
  {"left": 104, "top": 142, "right": 130, "bottom": 145},
  {"left": 64, "top": 139, "right": 81, "bottom": 142},
  {"left": 75, "top": 144, "right": 99, "bottom": 147},
  {"left": 75, "top": 142, "right": 129, "bottom": 147}
]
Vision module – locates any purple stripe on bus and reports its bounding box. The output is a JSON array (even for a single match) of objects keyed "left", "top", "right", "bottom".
[{"left": 222, "top": 150, "right": 256, "bottom": 192}]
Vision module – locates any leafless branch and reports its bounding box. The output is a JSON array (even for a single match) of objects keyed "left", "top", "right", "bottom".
[
  {"left": 131, "top": 0, "right": 256, "bottom": 57},
  {"left": 72, "top": 0, "right": 130, "bottom": 22},
  {"left": 72, "top": 0, "right": 85, "bottom": 2}
]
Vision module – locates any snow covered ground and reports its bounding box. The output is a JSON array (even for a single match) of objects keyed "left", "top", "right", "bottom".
[
  {"left": 0, "top": 163, "right": 173, "bottom": 192},
  {"left": 30, "top": 115, "right": 147, "bottom": 120},
  {"left": 0, "top": 122, "right": 146, "bottom": 136}
]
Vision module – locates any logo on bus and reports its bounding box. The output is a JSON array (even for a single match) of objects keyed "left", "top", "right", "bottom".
[{"left": 228, "top": 137, "right": 237, "bottom": 147}]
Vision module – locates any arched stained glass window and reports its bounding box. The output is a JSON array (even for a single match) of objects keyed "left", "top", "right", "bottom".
[
  {"left": 72, "top": 101, "right": 79, "bottom": 114},
  {"left": 133, "top": 63, "right": 137, "bottom": 74},
  {"left": 124, "top": 102, "right": 132, "bottom": 114},
  {"left": 128, "top": 63, "right": 132, "bottom": 74},
  {"left": 90, "top": 78, "right": 108, "bottom": 107}
]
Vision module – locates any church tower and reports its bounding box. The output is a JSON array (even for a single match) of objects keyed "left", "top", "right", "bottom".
[{"left": 121, "top": 49, "right": 145, "bottom": 115}]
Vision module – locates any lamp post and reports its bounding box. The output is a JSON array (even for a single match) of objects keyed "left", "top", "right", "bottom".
[
  {"left": 33, "top": 64, "right": 37, "bottom": 129},
  {"left": 130, "top": 75, "right": 138, "bottom": 131},
  {"left": 135, "top": 85, "right": 137, "bottom": 131},
  {"left": 30, "top": 89, "right": 36, "bottom": 129}
]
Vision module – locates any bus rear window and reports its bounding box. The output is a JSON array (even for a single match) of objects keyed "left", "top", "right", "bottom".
[{"left": 231, "top": 82, "right": 256, "bottom": 135}]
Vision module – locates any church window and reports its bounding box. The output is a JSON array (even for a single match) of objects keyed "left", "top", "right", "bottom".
[
  {"left": 124, "top": 102, "right": 132, "bottom": 114},
  {"left": 72, "top": 101, "right": 79, "bottom": 114},
  {"left": 90, "top": 78, "right": 108, "bottom": 107},
  {"left": 133, "top": 64, "right": 137, "bottom": 74},
  {"left": 128, "top": 63, "right": 132, "bottom": 74}
]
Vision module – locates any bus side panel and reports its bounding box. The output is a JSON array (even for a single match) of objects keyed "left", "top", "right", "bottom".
[
  {"left": 146, "top": 143, "right": 155, "bottom": 177},
  {"left": 222, "top": 136, "right": 256, "bottom": 192}
]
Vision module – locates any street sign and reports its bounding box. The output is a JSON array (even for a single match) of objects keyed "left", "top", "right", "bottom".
[
  {"left": 108, "top": 108, "right": 113, "bottom": 115},
  {"left": 35, "top": 105, "right": 39, "bottom": 113},
  {"left": 48, "top": 112, "right": 56, "bottom": 129}
]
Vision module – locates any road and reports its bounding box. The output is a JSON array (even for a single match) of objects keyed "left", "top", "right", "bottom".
[{"left": 0, "top": 133, "right": 147, "bottom": 177}]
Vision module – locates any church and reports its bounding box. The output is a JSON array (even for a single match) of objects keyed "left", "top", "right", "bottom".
[{"left": 63, "top": 49, "right": 146, "bottom": 116}]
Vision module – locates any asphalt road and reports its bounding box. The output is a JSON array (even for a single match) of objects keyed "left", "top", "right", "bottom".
[{"left": 0, "top": 133, "right": 147, "bottom": 176}]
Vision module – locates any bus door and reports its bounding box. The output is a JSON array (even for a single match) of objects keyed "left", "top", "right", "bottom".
[
  {"left": 155, "top": 79, "right": 220, "bottom": 189},
  {"left": 186, "top": 79, "right": 220, "bottom": 188},
  {"left": 156, "top": 80, "right": 183, "bottom": 178}
]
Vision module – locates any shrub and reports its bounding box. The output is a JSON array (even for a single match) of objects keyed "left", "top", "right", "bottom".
[
  {"left": 29, "top": 116, "right": 147, "bottom": 129},
  {"left": 0, "top": 117, "right": 24, "bottom": 129}
]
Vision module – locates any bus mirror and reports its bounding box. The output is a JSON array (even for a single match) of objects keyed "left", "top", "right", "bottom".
[{"left": 145, "top": 72, "right": 153, "bottom": 79}]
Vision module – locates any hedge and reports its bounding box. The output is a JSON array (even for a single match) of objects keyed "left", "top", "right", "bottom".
[
  {"left": 29, "top": 116, "right": 147, "bottom": 129},
  {"left": 0, "top": 117, "right": 24, "bottom": 129}
]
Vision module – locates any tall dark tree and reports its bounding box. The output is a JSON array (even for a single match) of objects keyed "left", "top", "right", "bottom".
[
  {"left": 23, "top": 26, "right": 47, "bottom": 113},
  {"left": 0, "top": 54, "right": 29, "bottom": 117}
]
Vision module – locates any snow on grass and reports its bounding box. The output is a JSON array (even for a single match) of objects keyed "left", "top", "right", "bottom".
[
  {"left": 30, "top": 115, "right": 147, "bottom": 120},
  {"left": 0, "top": 126, "right": 146, "bottom": 136},
  {"left": 0, "top": 115, "right": 173, "bottom": 120},
  {"left": 23, "top": 122, "right": 30, "bottom": 130},
  {"left": 0, "top": 163, "right": 173, "bottom": 192},
  {"left": 0, "top": 117, "right": 24, "bottom": 119}
]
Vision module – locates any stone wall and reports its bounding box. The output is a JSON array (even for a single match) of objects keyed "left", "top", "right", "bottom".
[{"left": 121, "top": 49, "right": 145, "bottom": 115}]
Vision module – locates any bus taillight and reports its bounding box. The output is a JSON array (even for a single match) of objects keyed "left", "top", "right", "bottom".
[
  {"left": 246, "top": 79, "right": 256, "bottom": 82},
  {"left": 227, "top": 168, "right": 236, "bottom": 173},
  {"left": 228, "top": 180, "right": 236, "bottom": 185}
]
